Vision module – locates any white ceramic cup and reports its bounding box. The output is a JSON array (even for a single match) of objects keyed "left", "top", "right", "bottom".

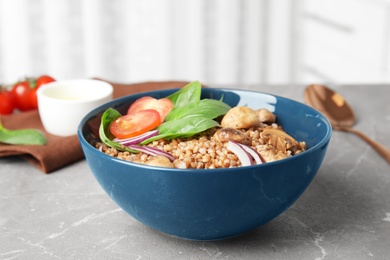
[{"left": 37, "top": 79, "right": 113, "bottom": 136}]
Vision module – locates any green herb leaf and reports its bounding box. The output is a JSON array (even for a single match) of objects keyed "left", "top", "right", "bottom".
[
  {"left": 142, "top": 116, "right": 220, "bottom": 143},
  {"left": 168, "top": 98, "right": 231, "bottom": 121},
  {"left": 166, "top": 81, "right": 201, "bottom": 106},
  {"left": 165, "top": 81, "right": 202, "bottom": 121},
  {"left": 142, "top": 81, "right": 231, "bottom": 144},
  {"left": 0, "top": 121, "right": 46, "bottom": 145}
]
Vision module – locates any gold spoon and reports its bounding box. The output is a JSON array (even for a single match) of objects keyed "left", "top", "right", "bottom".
[{"left": 304, "top": 84, "right": 390, "bottom": 164}]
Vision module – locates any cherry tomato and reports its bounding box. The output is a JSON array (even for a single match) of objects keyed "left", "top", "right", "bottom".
[
  {"left": 0, "top": 90, "right": 15, "bottom": 114},
  {"left": 29, "top": 75, "right": 55, "bottom": 109},
  {"left": 36, "top": 75, "right": 55, "bottom": 88},
  {"left": 110, "top": 109, "right": 161, "bottom": 139},
  {"left": 29, "top": 87, "right": 39, "bottom": 109},
  {"left": 10, "top": 81, "right": 33, "bottom": 111},
  {"left": 127, "top": 96, "right": 174, "bottom": 123},
  {"left": 9, "top": 75, "right": 56, "bottom": 111}
]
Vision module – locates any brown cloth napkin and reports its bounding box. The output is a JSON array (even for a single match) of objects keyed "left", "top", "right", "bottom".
[{"left": 0, "top": 80, "right": 189, "bottom": 173}]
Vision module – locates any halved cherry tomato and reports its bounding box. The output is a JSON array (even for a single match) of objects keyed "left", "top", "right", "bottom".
[
  {"left": 127, "top": 96, "right": 174, "bottom": 123},
  {"left": 110, "top": 109, "right": 161, "bottom": 139},
  {"left": 0, "top": 90, "right": 15, "bottom": 114}
]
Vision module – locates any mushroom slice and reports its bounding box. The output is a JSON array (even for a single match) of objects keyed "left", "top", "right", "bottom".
[
  {"left": 144, "top": 155, "right": 174, "bottom": 168},
  {"left": 221, "top": 106, "right": 260, "bottom": 129},
  {"left": 256, "top": 108, "right": 276, "bottom": 124},
  {"left": 261, "top": 128, "right": 298, "bottom": 154},
  {"left": 213, "top": 128, "right": 251, "bottom": 146},
  {"left": 258, "top": 148, "right": 287, "bottom": 162}
]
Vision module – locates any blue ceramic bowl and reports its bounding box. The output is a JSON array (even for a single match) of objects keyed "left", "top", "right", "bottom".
[{"left": 78, "top": 88, "right": 332, "bottom": 240}]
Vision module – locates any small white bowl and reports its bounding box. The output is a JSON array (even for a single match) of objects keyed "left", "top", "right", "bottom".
[{"left": 37, "top": 79, "right": 113, "bottom": 136}]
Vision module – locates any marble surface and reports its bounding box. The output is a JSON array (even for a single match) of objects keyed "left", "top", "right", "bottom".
[{"left": 1, "top": 84, "right": 389, "bottom": 260}]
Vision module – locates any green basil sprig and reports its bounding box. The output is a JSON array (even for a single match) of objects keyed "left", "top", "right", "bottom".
[
  {"left": 0, "top": 121, "right": 46, "bottom": 145},
  {"left": 142, "top": 81, "right": 231, "bottom": 143}
]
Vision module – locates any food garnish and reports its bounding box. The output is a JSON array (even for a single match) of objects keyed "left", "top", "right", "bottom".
[{"left": 0, "top": 120, "right": 46, "bottom": 145}]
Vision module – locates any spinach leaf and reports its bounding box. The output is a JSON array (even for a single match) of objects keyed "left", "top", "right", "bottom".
[{"left": 0, "top": 121, "right": 46, "bottom": 145}]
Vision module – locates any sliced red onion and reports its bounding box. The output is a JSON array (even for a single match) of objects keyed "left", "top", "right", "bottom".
[
  {"left": 127, "top": 144, "right": 175, "bottom": 162},
  {"left": 113, "top": 130, "right": 159, "bottom": 145},
  {"left": 227, "top": 141, "right": 254, "bottom": 166},
  {"left": 237, "top": 143, "right": 264, "bottom": 164},
  {"left": 142, "top": 146, "right": 175, "bottom": 162}
]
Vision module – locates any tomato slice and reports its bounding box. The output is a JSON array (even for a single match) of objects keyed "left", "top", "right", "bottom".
[
  {"left": 110, "top": 109, "right": 160, "bottom": 139},
  {"left": 127, "top": 96, "right": 173, "bottom": 123}
]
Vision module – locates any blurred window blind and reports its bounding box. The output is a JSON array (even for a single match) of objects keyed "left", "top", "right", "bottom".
[{"left": 0, "top": 0, "right": 296, "bottom": 85}]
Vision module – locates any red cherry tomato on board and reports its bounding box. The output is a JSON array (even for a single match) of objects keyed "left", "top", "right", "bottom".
[
  {"left": 0, "top": 90, "right": 15, "bottom": 115},
  {"left": 127, "top": 96, "right": 174, "bottom": 123},
  {"left": 110, "top": 109, "right": 161, "bottom": 139}
]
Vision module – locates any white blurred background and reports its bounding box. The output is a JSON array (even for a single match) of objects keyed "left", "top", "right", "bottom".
[{"left": 1, "top": 0, "right": 390, "bottom": 86}]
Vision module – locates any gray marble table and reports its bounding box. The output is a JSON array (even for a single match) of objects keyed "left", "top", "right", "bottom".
[{"left": 1, "top": 84, "right": 389, "bottom": 260}]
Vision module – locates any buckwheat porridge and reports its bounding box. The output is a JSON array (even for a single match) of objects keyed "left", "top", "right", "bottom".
[{"left": 95, "top": 105, "right": 306, "bottom": 169}]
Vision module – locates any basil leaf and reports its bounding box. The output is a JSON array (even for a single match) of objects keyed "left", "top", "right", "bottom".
[
  {"left": 164, "top": 101, "right": 198, "bottom": 121},
  {"left": 143, "top": 81, "right": 231, "bottom": 143},
  {"left": 168, "top": 99, "right": 231, "bottom": 121},
  {"left": 159, "top": 116, "right": 219, "bottom": 134},
  {"left": 0, "top": 122, "right": 46, "bottom": 145},
  {"left": 142, "top": 116, "right": 220, "bottom": 143},
  {"left": 166, "top": 81, "right": 201, "bottom": 107},
  {"left": 165, "top": 81, "right": 201, "bottom": 121}
]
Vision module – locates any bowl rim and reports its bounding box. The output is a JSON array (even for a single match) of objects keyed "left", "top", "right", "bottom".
[{"left": 77, "top": 87, "right": 332, "bottom": 173}]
